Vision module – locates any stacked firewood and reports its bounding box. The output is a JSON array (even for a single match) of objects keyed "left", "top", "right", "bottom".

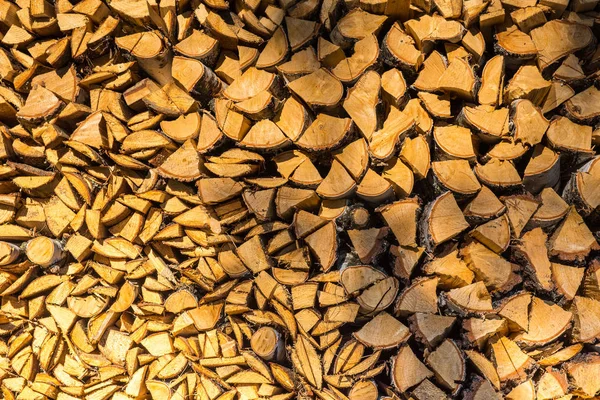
[{"left": 0, "top": 0, "right": 600, "bottom": 397}]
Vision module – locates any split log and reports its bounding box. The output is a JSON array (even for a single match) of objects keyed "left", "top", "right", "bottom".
[
  {"left": 0, "top": 0, "right": 598, "bottom": 399},
  {"left": 420, "top": 192, "right": 470, "bottom": 252}
]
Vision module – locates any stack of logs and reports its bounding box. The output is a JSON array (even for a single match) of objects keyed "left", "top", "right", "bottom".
[{"left": 0, "top": 0, "right": 600, "bottom": 397}]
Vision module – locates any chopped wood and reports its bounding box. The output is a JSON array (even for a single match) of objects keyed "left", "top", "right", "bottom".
[
  {"left": 420, "top": 192, "right": 470, "bottom": 251},
  {"left": 391, "top": 345, "right": 433, "bottom": 393},
  {"left": 1, "top": 1, "right": 599, "bottom": 398},
  {"left": 426, "top": 339, "right": 465, "bottom": 395}
]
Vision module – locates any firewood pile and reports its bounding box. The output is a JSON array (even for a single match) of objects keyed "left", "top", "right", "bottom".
[{"left": 1, "top": 0, "right": 600, "bottom": 397}]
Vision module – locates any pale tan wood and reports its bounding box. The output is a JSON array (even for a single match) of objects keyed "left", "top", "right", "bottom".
[
  {"left": 382, "top": 22, "right": 423, "bottom": 72},
  {"left": 460, "top": 105, "right": 510, "bottom": 142},
  {"left": 414, "top": 51, "right": 447, "bottom": 93},
  {"left": 343, "top": 71, "right": 380, "bottom": 141},
  {"left": 491, "top": 336, "right": 535, "bottom": 383},
  {"left": 1, "top": 3, "right": 599, "bottom": 397},
  {"left": 504, "top": 64, "right": 551, "bottom": 106},
  {"left": 445, "top": 282, "right": 494, "bottom": 315},
  {"left": 409, "top": 313, "right": 456, "bottom": 349},
  {"left": 546, "top": 116, "right": 593, "bottom": 154},
  {"left": 421, "top": 192, "right": 470, "bottom": 251},
  {"left": 431, "top": 160, "right": 481, "bottom": 195},
  {"left": 530, "top": 20, "right": 594, "bottom": 71},
  {"left": 503, "top": 195, "right": 540, "bottom": 238},
  {"left": 287, "top": 68, "right": 343, "bottom": 110},
  {"left": 354, "top": 311, "right": 410, "bottom": 349},
  {"left": 25, "top": 236, "right": 65, "bottom": 267},
  {"left": 391, "top": 345, "right": 433, "bottom": 393},
  {"left": 377, "top": 198, "right": 420, "bottom": 247},
  {"left": 330, "top": 8, "right": 387, "bottom": 48},
  {"left": 395, "top": 277, "right": 439, "bottom": 316},
  {"left": 515, "top": 228, "right": 553, "bottom": 291},
  {"left": 370, "top": 106, "right": 414, "bottom": 160},
  {"left": 426, "top": 339, "right": 465, "bottom": 395},
  {"left": 549, "top": 207, "right": 599, "bottom": 262},
  {"left": 478, "top": 55, "right": 504, "bottom": 106},
  {"left": 424, "top": 248, "right": 474, "bottom": 289}
]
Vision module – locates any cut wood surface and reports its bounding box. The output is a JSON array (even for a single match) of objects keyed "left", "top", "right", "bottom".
[{"left": 0, "top": 0, "right": 599, "bottom": 398}]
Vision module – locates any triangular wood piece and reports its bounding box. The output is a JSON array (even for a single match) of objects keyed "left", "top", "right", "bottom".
[
  {"left": 490, "top": 337, "right": 535, "bottom": 383},
  {"left": 530, "top": 188, "right": 569, "bottom": 228},
  {"left": 423, "top": 249, "right": 474, "bottom": 289},
  {"left": 465, "top": 351, "right": 501, "bottom": 390},
  {"left": 296, "top": 114, "right": 352, "bottom": 152},
  {"left": 243, "top": 188, "right": 276, "bottom": 221},
  {"left": 304, "top": 221, "right": 337, "bottom": 271},
  {"left": 515, "top": 228, "right": 553, "bottom": 291},
  {"left": 198, "top": 178, "right": 244, "bottom": 204},
  {"left": 341, "top": 264, "right": 385, "bottom": 294},
  {"left": 572, "top": 296, "right": 600, "bottom": 343},
  {"left": 391, "top": 345, "right": 434, "bottom": 393},
  {"left": 370, "top": 106, "right": 414, "bottom": 160},
  {"left": 285, "top": 17, "right": 319, "bottom": 51},
  {"left": 236, "top": 235, "right": 272, "bottom": 274},
  {"left": 354, "top": 311, "right": 411, "bottom": 349},
  {"left": 461, "top": 241, "right": 521, "bottom": 293},
  {"left": 565, "top": 355, "right": 600, "bottom": 398},
  {"left": 400, "top": 136, "right": 431, "bottom": 180},
  {"left": 316, "top": 160, "right": 357, "bottom": 200},
  {"left": 290, "top": 158, "right": 322, "bottom": 187},
  {"left": 502, "top": 195, "right": 540, "bottom": 238},
  {"left": 512, "top": 99, "right": 549, "bottom": 146},
  {"left": 173, "top": 205, "right": 221, "bottom": 233},
  {"left": 317, "top": 37, "right": 344, "bottom": 67},
  {"left": 422, "top": 192, "right": 470, "bottom": 251},
  {"left": 478, "top": 55, "right": 504, "bottom": 106},
  {"left": 275, "top": 187, "right": 319, "bottom": 219},
  {"left": 464, "top": 375, "right": 502, "bottom": 399},
  {"left": 463, "top": 318, "right": 508, "bottom": 351},
  {"left": 549, "top": 207, "right": 599, "bottom": 262},
  {"left": 411, "top": 379, "right": 448, "bottom": 400},
  {"left": 157, "top": 139, "right": 205, "bottom": 181},
  {"left": 426, "top": 339, "right": 465, "bottom": 395},
  {"left": 356, "top": 169, "right": 394, "bottom": 203},
  {"left": 377, "top": 198, "right": 420, "bottom": 247},
  {"left": 469, "top": 214, "right": 510, "bottom": 254},
  {"left": 414, "top": 51, "right": 446, "bottom": 92},
  {"left": 463, "top": 186, "right": 505, "bottom": 222},
  {"left": 409, "top": 313, "right": 456, "bottom": 349},
  {"left": 554, "top": 54, "right": 585, "bottom": 82},
  {"left": 17, "top": 85, "right": 64, "bottom": 127},
  {"left": 432, "top": 159, "right": 481, "bottom": 196},
  {"left": 348, "top": 227, "right": 389, "bottom": 264},
  {"left": 551, "top": 263, "right": 583, "bottom": 300},
  {"left": 333, "top": 139, "right": 369, "bottom": 181},
  {"left": 445, "top": 282, "right": 493, "bottom": 315},
  {"left": 396, "top": 277, "right": 439, "bottom": 316},
  {"left": 515, "top": 296, "right": 572, "bottom": 346},
  {"left": 497, "top": 292, "right": 532, "bottom": 332},
  {"left": 277, "top": 48, "right": 320, "bottom": 80},
  {"left": 287, "top": 69, "right": 343, "bottom": 110},
  {"left": 506, "top": 380, "right": 536, "bottom": 400},
  {"left": 69, "top": 111, "right": 107, "bottom": 149},
  {"left": 293, "top": 210, "right": 328, "bottom": 239},
  {"left": 343, "top": 72, "right": 380, "bottom": 141},
  {"left": 564, "top": 158, "right": 600, "bottom": 216},
  {"left": 256, "top": 27, "right": 288, "bottom": 69},
  {"left": 536, "top": 368, "right": 569, "bottom": 400},
  {"left": 391, "top": 245, "right": 425, "bottom": 280}
]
